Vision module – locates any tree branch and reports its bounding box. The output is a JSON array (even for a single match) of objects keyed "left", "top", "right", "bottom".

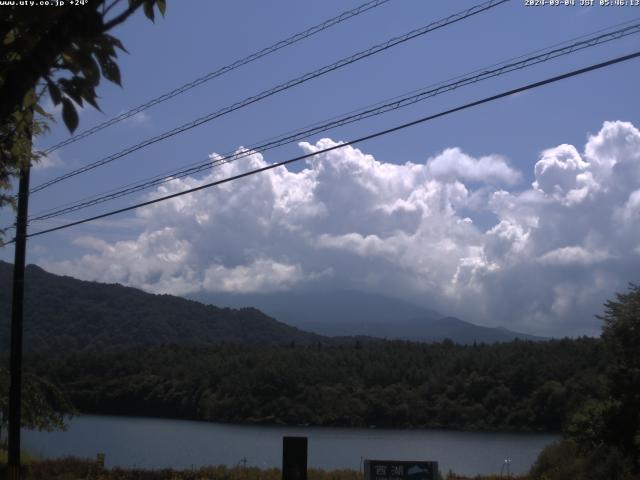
[
  {"left": 102, "top": 0, "right": 145, "bottom": 32},
  {"left": 103, "top": 0, "right": 124, "bottom": 17}
]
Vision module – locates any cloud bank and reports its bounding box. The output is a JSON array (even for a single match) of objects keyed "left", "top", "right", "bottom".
[{"left": 45, "top": 121, "right": 640, "bottom": 336}]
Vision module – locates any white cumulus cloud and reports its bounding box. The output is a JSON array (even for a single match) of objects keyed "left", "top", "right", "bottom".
[
  {"left": 42, "top": 121, "right": 640, "bottom": 337},
  {"left": 426, "top": 147, "right": 521, "bottom": 186},
  {"left": 538, "top": 246, "right": 611, "bottom": 266}
]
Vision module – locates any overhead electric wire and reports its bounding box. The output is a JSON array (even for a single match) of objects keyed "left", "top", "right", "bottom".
[
  {"left": 26, "top": 21, "right": 640, "bottom": 224},
  {"left": 29, "top": 0, "right": 510, "bottom": 195},
  {"left": 42, "top": 0, "right": 394, "bottom": 154},
  {"left": 14, "top": 49, "right": 639, "bottom": 242}
]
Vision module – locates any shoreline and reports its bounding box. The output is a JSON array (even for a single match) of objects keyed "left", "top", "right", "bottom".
[{"left": 66, "top": 411, "right": 560, "bottom": 435}]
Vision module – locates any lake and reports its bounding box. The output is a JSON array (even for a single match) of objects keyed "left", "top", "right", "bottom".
[{"left": 24, "top": 415, "right": 558, "bottom": 476}]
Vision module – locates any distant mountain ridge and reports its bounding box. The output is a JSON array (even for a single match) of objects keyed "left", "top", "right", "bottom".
[
  {"left": 190, "top": 290, "right": 546, "bottom": 344},
  {"left": 0, "top": 261, "right": 544, "bottom": 351},
  {"left": 0, "top": 261, "right": 324, "bottom": 352}
]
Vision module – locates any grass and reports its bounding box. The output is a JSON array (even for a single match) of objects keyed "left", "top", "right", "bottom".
[{"left": 0, "top": 456, "right": 532, "bottom": 480}]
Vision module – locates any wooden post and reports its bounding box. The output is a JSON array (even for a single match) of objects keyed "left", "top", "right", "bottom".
[{"left": 7, "top": 116, "right": 32, "bottom": 480}]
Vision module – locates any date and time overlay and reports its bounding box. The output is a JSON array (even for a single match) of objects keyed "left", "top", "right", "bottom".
[
  {"left": 525, "top": 0, "right": 640, "bottom": 7},
  {"left": 1, "top": 0, "right": 640, "bottom": 8}
]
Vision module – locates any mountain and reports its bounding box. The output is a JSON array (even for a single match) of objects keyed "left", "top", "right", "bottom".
[
  {"left": 0, "top": 261, "right": 325, "bottom": 352},
  {"left": 409, "top": 316, "right": 544, "bottom": 344},
  {"left": 190, "top": 290, "right": 546, "bottom": 344},
  {"left": 0, "top": 261, "right": 544, "bottom": 351},
  {"left": 189, "top": 289, "right": 441, "bottom": 332}
]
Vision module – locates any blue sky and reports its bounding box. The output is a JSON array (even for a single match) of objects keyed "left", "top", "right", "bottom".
[{"left": 2, "top": 0, "right": 640, "bottom": 336}]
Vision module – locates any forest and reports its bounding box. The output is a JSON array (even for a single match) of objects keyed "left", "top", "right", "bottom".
[
  {"left": 6, "top": 284, "right": 640, "bottom": 479},
  {"left": 27, "top": 337, "right": 605, "bottom": 432}
]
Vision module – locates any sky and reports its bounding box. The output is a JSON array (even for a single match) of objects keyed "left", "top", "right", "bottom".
[{"left": 2, "top": 0, "right": 640, "bottom": 337}]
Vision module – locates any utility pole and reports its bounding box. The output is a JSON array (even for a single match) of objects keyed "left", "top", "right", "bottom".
[{"left": 7, "top": 113, "right": 32, "bottom": 480}]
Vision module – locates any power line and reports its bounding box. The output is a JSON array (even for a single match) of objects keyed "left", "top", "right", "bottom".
[
  {"left": 17, "top": 50, "right": 640, "bottom": 241},
  {"left": 28, "top": 21, "right": 640, "bottom": 221},
  {"left": 26, "top": 21, "right": 640, "bottom": 224},
  {"left": 42, "top": 0, "right": 394, "bottom": 154},
  {"left": 29, "top": 21, "right": 638, "bottom": 221},
  {"left": 29, "top": 0, "right": 510, "bottom": 195}
]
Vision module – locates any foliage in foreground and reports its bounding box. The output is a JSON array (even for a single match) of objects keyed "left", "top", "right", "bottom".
[
  {"left": 529, "top": 439, "right": 632, "bottom": 480},
  {"left": 529, "top": 285, "right": 640, "bottom": 480},
  {"left": 0, "top": 367, "right": 75, "bottom": 447},
  {"left": 26, "top": 458, "right": 359, "bottom": 480},
  {"left": 0, "top": 0, "right": 165, "bottom": 243}
]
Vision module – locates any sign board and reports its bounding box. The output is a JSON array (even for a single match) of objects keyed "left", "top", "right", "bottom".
[{"left": 363, "top": 460, "right": 438, "bottom": 480}]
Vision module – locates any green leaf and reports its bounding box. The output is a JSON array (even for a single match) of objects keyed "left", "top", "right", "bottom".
[
  {"left": 47, "top": 81, "right": 62, "bottom": 105},
  {"left": 33, "top": 103, "right": 47, "bottom": 117},
  {"left": 104, "top": 34, "right": 127, "bottom": 54},
  {"left": 58, "top": 78, "right": 84, "bottom": 106},
  {"left": 61, "top": 98, "right": 79, "bottom": 133},
  {"left": 22, "top": 89, "right": 36, "bottom": 108},
  {"left": 6, "top": 51, "right": 21, "bottom": 62},
  {"left": 61, "top": 49, "right": 81, "bottom": 74},
  {"left": 143, "top": 1, "right": 155, "bottom": 22},
  {"left": 81, "top": 86, "right": 101, "bottom": 112},
  {"left": 95, "top": 36, "right": 115, "bottom": 57},
  {"left": 3, "top": 29, "right": 16, "bottom": 45},
  {"left": 156, "top": 0, "right": 166, "bottom": 16},
  {"left": 98, "top": 55, "right": 121, "bottom": 86},
  {"left": 81, "top": 55, "right": 101, "bottom": 86},
  {"left": 112, "top": 38, "right": 128, "bottom": 54}
]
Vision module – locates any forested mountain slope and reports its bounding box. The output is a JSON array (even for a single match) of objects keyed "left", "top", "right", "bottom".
[{"left": 0, "top": 261, "right": 324, "bottom": 351}]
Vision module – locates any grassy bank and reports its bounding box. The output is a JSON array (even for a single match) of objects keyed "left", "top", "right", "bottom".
[{"left": 5, "top": 457, "right": 531, "bottom": 480}]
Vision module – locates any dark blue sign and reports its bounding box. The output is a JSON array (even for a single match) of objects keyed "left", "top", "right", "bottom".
[{"left": 363, "top": 460, "right": 438, "bottom": 480}]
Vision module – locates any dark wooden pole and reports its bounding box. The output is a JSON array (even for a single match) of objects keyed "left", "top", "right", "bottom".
[
  {"left": 8, "top": 137, "right": 32, "bottom": 480},
  {"left": 282, "top": 436, "right": 307, "bottom": 480}
]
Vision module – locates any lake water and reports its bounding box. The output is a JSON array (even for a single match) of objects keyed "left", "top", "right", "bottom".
[{"left": 24, "top": 415, "right": 558, "bottom": 476}]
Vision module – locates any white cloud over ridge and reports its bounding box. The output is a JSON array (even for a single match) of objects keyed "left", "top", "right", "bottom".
[{"left": 44, "top": 121, "right": 640, "bottom": 336}]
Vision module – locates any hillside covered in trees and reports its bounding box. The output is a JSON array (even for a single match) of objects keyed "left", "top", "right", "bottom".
[
  {"left": 0, "top": 261, "right": 324, "bottom": 351},
  {"left": 28, "top": 337, "right": 604, "bottom": 432}
]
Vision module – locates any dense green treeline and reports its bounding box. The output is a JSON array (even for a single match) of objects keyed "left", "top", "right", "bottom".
[
  {"left": 28, "top": 337, "right": 604, "bottom": 432},
  {"left": 529, "top": 284, "right": 640, "bottom": 479}
]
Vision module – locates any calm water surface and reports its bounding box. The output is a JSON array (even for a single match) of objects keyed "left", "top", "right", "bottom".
[{"left": 24, "top": 415, "right": 558, "bottom": 476}]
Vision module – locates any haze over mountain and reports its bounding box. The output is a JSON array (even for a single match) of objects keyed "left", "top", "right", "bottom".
[{"left": 190, "top": 290, "right": 546, "bottom": 344}]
